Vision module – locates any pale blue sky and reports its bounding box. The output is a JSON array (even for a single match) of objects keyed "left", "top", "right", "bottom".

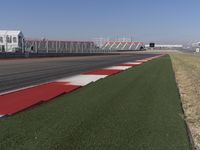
[{"left": 1, "top": 0, "right": 200, "bottom": 44}]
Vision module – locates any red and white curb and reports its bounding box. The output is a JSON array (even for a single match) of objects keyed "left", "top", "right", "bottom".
[
  {"left": 124, "top": 62, "right": 143, "bottom": 65},
  {"left": 56, "top": 74, "right": 108, "bottom": 86},
  {"left": 104, "top": 66, "right": 132, "bottom": 70},
  {"left": 0, "top": 55, "right": 165, "bottom": 118}
]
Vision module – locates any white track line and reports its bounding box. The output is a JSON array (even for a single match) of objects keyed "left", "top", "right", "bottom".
[
  {"left": 0, "top": 77, "right": 61, "bottom": 96},
  {"left": 56, "top": 74, "right": 108, "bottom": 86},
  {"left": 0, "top": 83, "right": 51, "bottom": 96},
  {"left": 104, "top": 66, "right": 132, "bottom": 70}
]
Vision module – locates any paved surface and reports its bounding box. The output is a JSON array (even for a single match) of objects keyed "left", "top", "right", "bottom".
[{"left": 0, "top": 54, "right": 158, "bottom": 93}]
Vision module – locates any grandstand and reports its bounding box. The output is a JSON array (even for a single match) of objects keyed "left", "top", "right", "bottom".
[{"left": 101, "top": 41, "right": 145, "bottom": 51}]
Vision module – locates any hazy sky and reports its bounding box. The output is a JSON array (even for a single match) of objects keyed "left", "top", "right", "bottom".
[{"left": 1, "top": 0, "right": 200, "bottom": 44}]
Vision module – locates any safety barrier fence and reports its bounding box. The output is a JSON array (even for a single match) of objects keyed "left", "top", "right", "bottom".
[{"left": 25, "top": 40, "right": 111, "bottom": 53}]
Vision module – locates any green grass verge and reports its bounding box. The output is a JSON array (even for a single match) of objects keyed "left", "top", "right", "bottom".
[{"left": 0, "top": 56, "right": 190, "bottom": 150}]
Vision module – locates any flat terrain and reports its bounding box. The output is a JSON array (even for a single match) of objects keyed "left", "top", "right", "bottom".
[
  {"left": 0, "top": 56, "right": 190, "bottom": 150},
  {"left": 171, "top": 54, "right": 200, "bottom": 149},
  {"left": 0, "top": 54, "right": 157, "bottom": 93}
]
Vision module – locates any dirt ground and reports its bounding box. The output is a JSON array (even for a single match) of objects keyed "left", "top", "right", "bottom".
[{"left": 170, "top": 54, "right": 200, "bottom": 149}]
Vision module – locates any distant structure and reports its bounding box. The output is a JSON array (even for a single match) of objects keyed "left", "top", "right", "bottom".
[
  {"left": 94, "top": 37, "right": 145, "bottom": 51},
  {"left": 149, "top": 43, "right": 155, "bottom": 48},
  {"left": 0, "top": 30, "right": 25, "bottom": 52},
  {"left": 145, "top": 43, "right": 183, "bottom": 50},
  {"left": 102, "top": 41, "right": 145, "bottom": 51},
  {"left": 192, "top": 42, "right": 200, "bottom": 53}
]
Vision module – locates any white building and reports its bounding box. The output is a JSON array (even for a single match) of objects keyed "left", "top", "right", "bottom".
[
  {"left": 0, "top": 30, "right": 25, "bottom": 52},
  {"left": 192, "top": 42, "right": 200, "bottom": 52}
]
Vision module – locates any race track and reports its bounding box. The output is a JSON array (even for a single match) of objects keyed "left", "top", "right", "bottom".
[{"left": 0, "top": 54, "right": 157, "bottom": 93}]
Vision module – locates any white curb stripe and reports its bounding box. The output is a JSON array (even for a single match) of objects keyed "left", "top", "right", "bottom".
[
  {"left": 104, "top": 66, "right": 132, "bottom": 70},
  {"left": 137, "top": 60, "right": 149, "bottom": 62},
  {"left": 57, "top": 75, "right": 108, "bottom": 86},
  {"left": 124, "top": 62, "right": 143, "bottom": 65}
]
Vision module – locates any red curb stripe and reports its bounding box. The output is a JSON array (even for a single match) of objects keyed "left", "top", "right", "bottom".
[
  {"left": 83, "top": 69, "right": 122, "bottom": 75},
  {"left": 0, "top": 82, "right": 80, "bottom": 115}
]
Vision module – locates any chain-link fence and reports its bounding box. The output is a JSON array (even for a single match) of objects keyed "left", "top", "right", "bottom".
[{"left": 25, "top": 40, "right": 104, "bottom": 53}]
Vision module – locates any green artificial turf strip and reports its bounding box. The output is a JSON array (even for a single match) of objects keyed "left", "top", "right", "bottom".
[{"left": 0, "top": 56, "right": 190, "bottom": 150}]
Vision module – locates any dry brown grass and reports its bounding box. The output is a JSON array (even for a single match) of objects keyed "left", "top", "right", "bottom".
[{"left": 170, "top": 54, "right": 200, "bottom": 149}]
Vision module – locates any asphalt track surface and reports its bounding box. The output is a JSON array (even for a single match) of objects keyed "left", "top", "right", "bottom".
[{"left": 0, "top": 54, "right": 158, "bottom": 93}]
